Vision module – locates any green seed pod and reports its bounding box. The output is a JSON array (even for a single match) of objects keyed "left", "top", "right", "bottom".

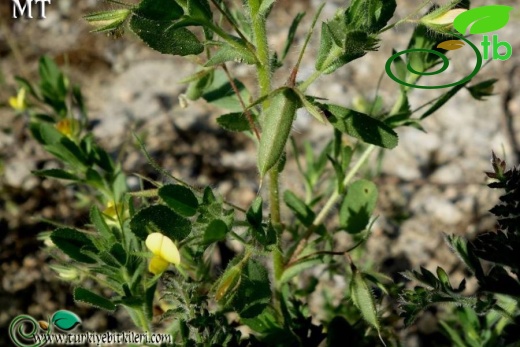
[
  {"left": 214, "top": 264, "right": 242, "bottom": 303},
  {"left": 257, "top": 88, "right": 299, "bottom": 177},
  {"left": 350, "top": 267, "right": 386, "bottom": 346},
  {"left": 185, "top": 71, "right": 213, "bottom": 101}
]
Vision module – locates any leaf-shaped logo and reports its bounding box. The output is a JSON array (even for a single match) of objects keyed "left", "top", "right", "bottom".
[
  {"left": 51, "top": 310, "right": 82, "bottom": 331},
  {"left": 437, "top": 40, "right": 465, "bottom": 51},
  {"left": 453, "top": 5, "right": 513, "bottom": 35}
]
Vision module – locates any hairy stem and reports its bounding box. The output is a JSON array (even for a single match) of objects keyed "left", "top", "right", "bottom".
[
  {"left": 127, "top": 307, "right": 151, "bottom": 333},
  {"left": 288, "top": 144, "right": 377, "bottom": 264}
]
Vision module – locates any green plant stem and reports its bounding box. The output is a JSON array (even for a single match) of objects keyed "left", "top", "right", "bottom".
[
  {"left": 222, "top": 64, "right": 261, "bottom": 140},
  {"left": 248, "top": 3, "right": 284, "bottom": 294},
  {"left": 205, "top": 21, "right": 255, "bottom": 60},
  {"left": 288, "top": 144, "right": 376, "bottom": 264},
  {"left": 209, "top": 0, "right": 252, "bottom": 48},
  {"left": 390, "top": 91, "right": 408, "bottom": 116},
  {"left": 314, "top": 144, "right": 376, "bottom": 225},
  {"left": 127, "top": 307, "right": 151, "bottom": 333},
  {"left": 299, "top": 44, "right": 343, "bottom": 92},
  {"left": 269, "top": 170, "right": 281, "bottom": 224},
  {"left": 299, "top": 70, "right": 322, "bottom": 92},
  {"left": 253, "top": 26, "right": 271, "bottom": 102},
  {"left": 288, "top": 3, "right": 325, "bottom": 86}
]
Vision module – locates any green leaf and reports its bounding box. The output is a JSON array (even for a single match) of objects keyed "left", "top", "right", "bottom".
[
  {"left": 292, "top": 89, "right": 325, "bottom": 123},
  {"left": 340, "top": 179, "right": 378, "bottom": 234},
  {"left": 320, "top": 103, "right": 398, "bottom": 149},
  {"left": 258, "top": 0, "right": 276, "bottom": 17},
  {"left": 90, "top": 205, "right": 112, "bottom": 241},
  {"left": 99, "top": 251, "right": 121, "bottom": 267},
  {"left": 345, "top": 0, "right": 396, "bottom": 33},
  {"left": 74, "top": 287, "right": 116, "bottom": 311},
  {"left": 203, "top": 219, "right": 228, "bottom": 244},
  {"left": 467, "top": 79, "right": 497, "bottom": 101},
  {"left": 205, "top": 43, "right": 257, "bottom": 66},
  {"left": 92, "top": 145, "right": 115, "bottom": 172},
  {"left": 187, "top": 0, "right": 212, "bottom": 21},
  {"left": 50, "top": 228, "right": 97, "bottom": 264},
  {"left": 454, "top": 5, "right": 513, "bottom": 35},
  {"left": 51, "top": 310, "right": 82, "bottom": 331},
  {"left": 233, "top": 259, "right": 271, "bottom": 318},
  {"left": 134, "top": 0, "right": 183, "bottom": 21},
  {"left": 283, "top": 191, "right": 315, "bottom": 227},
  {"left": 86, "top": 168, "right": 104, "bottom": 189},
  {"left": 280, "top": 257, "right": 323, "bottom": 285},
  {"left": 39, "top": 56, "right": 67, "bottom": 102},
  {"left": 202, "top": 185, "right": 217, "bottom": 204},
  {"left": 439, "top": 320, "right": 468, "bottom": 347},
  {"left": 185, "top": 69, "right": 214, "bottom": 101},
  {"left": 315, "top": 19, "right": 379, "bottom": 74},
  {"left": 36, "top": 123, "right": 88, "bottom": 167},
  {"left": 315, "top": 22, "right": 342, "bottom": 73},
  {"left": 110, "top": 243, "right": 127, "bottom": 266},
  {"left": 38, "top": 122, "right": 65, "bottom": 145},
  {"left": 159, "top": 184, "right": 199, "bottom": 217},
  {"left": 444, "top": 234, "right": 483, "bottom": 278},
  {"left": 129, "top": 15, "right": 203, "bottom": 56},
  {"left": 281, "top": 12, "right": 305, "bottom": 61},
  {"left": 350, "top": 268, "right": 383, "bottom": 341},
  {"left": 436, "top": 266, "right": 454, "bottom": 292},
  {"left": 251, "top": 222, "right": 277, "bottom": 247},
  {"left": 242, "top": 307, "right": 283, "bottom": 335},
  {"left": 130, "top": 205, "right": 192, "bottom": 241},
  {"left": 391, "top": 49, "right": 407, "bottom": 86},
  {"left": 327, "top": 154, "right": 345, "bottom": 193},
  {"left": 246, "top": 197, "right": 263, "bottom": 227},
  {"left": 202, "top": 71, "right": 250, "bottom": 112},
  {"left": 32, "top": 169, "right": 79, "bottom": 181},
  {"left": 217, "top": 112, "right": 251, "bottom": 132}
]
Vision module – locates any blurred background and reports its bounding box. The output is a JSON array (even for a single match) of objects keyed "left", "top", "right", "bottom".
[{"left": 1, "top": 0, "right": 519, "bottom": 345}]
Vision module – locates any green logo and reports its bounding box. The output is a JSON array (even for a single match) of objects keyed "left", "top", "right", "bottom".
[
  {"left": 9, "top": 310, "right": 82, "bottom": 347},
  {"left": 386, "top": 5, "right": 513, "bottom": 89}
]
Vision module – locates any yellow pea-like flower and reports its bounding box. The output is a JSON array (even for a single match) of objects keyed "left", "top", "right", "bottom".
[
  {"left": 145, "top": 233, "right": 180, "bottom": 275},
  {"left": 148, "top": 255, "right": 170, "bottom": 275},
  {"left": 421, "top": 8, "right": 467, "bottom": 33},
  {"left": 427, "top": 9, "right": 467, "bottom": 26},
  {"left": 9, "top": 88, "right": 27, "bottom": 111},
  {"left": 55, "top": 119, "right": 79, "bottom": 138}
]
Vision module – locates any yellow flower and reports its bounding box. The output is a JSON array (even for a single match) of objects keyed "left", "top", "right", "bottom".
[
  {"left": 427, "top": 9, "right": 467, "bottom": 26},
  {"left": 102, "top": 201, "right": 129, "bottom": 227},
  {"left": 145, "top": 233, "right": 180, "bottom": 275},
  {"left": 103, "top": 201, "right": 123, "bottom": 219},
  {"left": 421, "top": 8, "right": 467, "bottom": 33},
  {"left": 9, "top": 88, "right": 27, "bottom": 111},
  {"left": 55, "top": 119, "right": 79, "bottom": 138}
]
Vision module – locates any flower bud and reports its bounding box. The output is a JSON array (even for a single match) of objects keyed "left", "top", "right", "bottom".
[
  {"left": 55, "top": 119, "right": 79, "bottom": 139},
  {"left": 421, "top": 8, "right": 467, "bottom": 33},
  {"left": 50, "top": 264, "right": 80, "bottom": 281},
  {"left": 467, "top": 79, "right": 497, "bottom": 101},
  {"left": 84, "top": 9, "right": 130, "bottom": 33}
]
